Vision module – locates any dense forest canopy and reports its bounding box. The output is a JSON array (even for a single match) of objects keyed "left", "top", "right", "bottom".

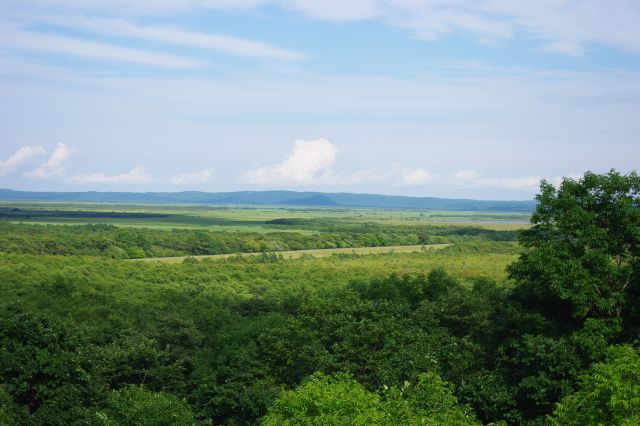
[{"left": 0, "top": 170, "right": 638, "bottom": 425}]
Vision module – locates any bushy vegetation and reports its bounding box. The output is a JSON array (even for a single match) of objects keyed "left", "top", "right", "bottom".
[
  {"left": 0, "top": 170, "right": 638, "bottom": 425},
  {"left": 0, "top": 220, "right": 517, "bottom": 258}
]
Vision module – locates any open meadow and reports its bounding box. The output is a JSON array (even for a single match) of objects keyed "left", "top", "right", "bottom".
[{"left": 0, "top": 202, "right": 530, "bottom": 230}]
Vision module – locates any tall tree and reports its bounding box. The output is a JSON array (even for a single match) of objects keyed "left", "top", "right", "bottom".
[{"left": 508, "top": 170, "right": 640, "bottom": 323}]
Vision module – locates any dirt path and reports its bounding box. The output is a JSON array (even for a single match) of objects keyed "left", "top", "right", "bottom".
[{"left": 129, "top": 244, "right": 452, "bottom": 263}]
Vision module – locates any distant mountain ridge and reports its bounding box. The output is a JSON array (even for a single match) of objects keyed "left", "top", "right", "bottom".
[{"left": 0, "top": 189, "right": 535, "bottom": 212}]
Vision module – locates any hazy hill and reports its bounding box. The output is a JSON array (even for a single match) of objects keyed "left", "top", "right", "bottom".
[{"left": 0, "top": 189, "right": 535, "bottom": 212}]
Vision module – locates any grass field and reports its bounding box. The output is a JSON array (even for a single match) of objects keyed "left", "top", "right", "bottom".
[{"left": 0, "top": 201, "right": 530, "bottom": 232}]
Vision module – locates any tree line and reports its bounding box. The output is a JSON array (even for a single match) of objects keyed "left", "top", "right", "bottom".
[{"left": 0, "top": 222, "right": 517, "bottom": 258}]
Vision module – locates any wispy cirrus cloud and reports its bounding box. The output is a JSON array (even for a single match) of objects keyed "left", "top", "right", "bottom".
[
  {"left": 541, "top": 40, "right": 586, "bottom": 57},
  {"left": 0, "top": 29, "right": 203, "bottom": 68},
  {"left": 0, "top": 145, "right": 46, "bottom": 176},
  {"left": 47, "top": 16, "right": 304, "bottom": 60},
  {"left": 20, "top": 0, "right": 640, "bottom": 56},
  {"left": 295, "top": 0, "right": 640, "bottom": 56},
  {"left": 282, "top": 0, "right": 381, "bottom": 22},
  {"left": 19, "top": 0, "right": 266, "bottom": 15}
]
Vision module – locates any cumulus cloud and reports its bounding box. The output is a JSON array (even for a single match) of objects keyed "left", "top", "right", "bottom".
[
  {"left": 402, "top": 168, "right": 432, "bottom": 186},
  {"left": 244, "top": 138, "right": 336, "bottom": 185},
  {"left": 169, "top": 169, "right": 213, "bottom": 185},
  {"left": 25, "top": 143, "right": 71, "bottom": 178},
  {"left": 244, "top": 139, "right": 439, "bottom": 189},
  {"left": 0, "top": 145, "right": 46, "bottom": 176},
  {"left": 68, "top": 166, "right": 152, "bottom": 184}
]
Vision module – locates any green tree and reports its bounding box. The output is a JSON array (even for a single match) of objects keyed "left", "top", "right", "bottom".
[
  {"left": 0, "top": 385, "right": 27, "bottom": 425},
  {"left": 381, "top": 371, "right": 481, "bottom": 425},
  {"left": 99, "top": 385, "right": 200, "bottom": 426},
  {"left": 0, "top": 310, "right": 98, "bottom": 425},
  {"left": 508, "top": 170, "right": 640, "bottom": 321},
  {"left": 261, "top": 372, "right": 384, "bottom": 425},
  {"left": 261, "top": 372, "right": 480, "bottom": 425},
  {"left": 549, "top": 345, "right": 640, "bottom": 426},
  {"left": 94, "top": 332, "right": 188, "bottom": 393},
  {"left": 500, "top": 170, "right": 640, "bottom": 423}
]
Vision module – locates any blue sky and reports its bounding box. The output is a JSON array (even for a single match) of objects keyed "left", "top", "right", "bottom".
[{"left": 1, "top": 0, "right": 639, "bottom": 200}]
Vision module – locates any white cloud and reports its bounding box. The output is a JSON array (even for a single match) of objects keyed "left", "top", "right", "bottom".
[
  {"left": 24, "top": 0, "right": 266, "bottom": 14},
  {"left": 451, "top": 169, "right": 582, "bottom": 191},
  {"left": 3, "top": 0, "right": 640, "bottom": 79},
  {"left": 402, "top": 168, "right": 432, "bottom": 186},
  {"left": 323, "top": 167, "right": 389, "bottom": 186},
  {"left": 387, "top": 4, "right": 513, "bottom": 41},
  {"left": 283, "top": 0, "right": 381, "bottom": 21},
  {"left": 397, "top": 1, "right": 640, "bottom": 56},
  {"left": 480, "top": 1, "right": 640, "bottom": 55},
  {"left": 12, "top": 0, "right": 640, "bottom": 57},
  {"left": 244, "top": 138, "right": 336, "bottom": 185},
  {"left": 48, "top": 16, "right": 303, "bottom": 60},
  {"left": 542, "top": 40, "right": 586, "bottom": 57},
  {"left": 452, "top": 169, "right": 542, "bottom": 190},
  {"left": 68, "top": 166, "right": 152, "bottom": 184},
  {"left": 477, "top": 175, "right": 543, "bottom": 190},
  {"left": 0, "top": 30, "right": 203, "bottom": 68},
  {"left": 25, "top": 143, "right": 71, "bottom": 178},
  {"left": 169, "top": 169, "right": 213, "bottom": 185},
  {"left": 454, "top": 169, "right": 479, "bottom": 182},
  {"left": 27, "top": 0, "right": 640, "bottom": 56},
  {"left": 548, "top": 172, "right": 584, "bottom": 187},
  {"left": 244, "top": 140, "right": 437, "bottom": 188},
  {"left": 0, "top": 145, "right": 46, "bottom": 176}
]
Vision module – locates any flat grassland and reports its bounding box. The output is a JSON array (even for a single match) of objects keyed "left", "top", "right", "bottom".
[
  {"left": 0, "top": 201, "right": 529, "bottom": 232},
  {"left": 0, "top": 202, "right": 527, "bottom": 272}
]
